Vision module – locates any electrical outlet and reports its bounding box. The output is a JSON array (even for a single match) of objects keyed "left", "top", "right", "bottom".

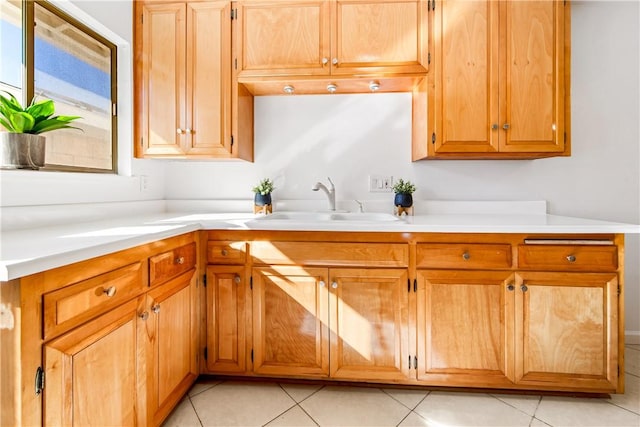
[
  {"left": 140, "top": 175, "right": 149, "bottom": 192},
  {"left": 369, "top": 175, "right": 393, "bottom": 192}
]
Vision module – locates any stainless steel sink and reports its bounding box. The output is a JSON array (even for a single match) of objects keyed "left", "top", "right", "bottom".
[{"left": 252, "top": 212, "right": 401, "bottom": 222}]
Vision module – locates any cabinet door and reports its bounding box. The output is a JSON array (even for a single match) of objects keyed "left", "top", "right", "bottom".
[
  {"left": 515, "top": 272, "right": 619, "bottom": 391},
  {"left": 329, "top": 268, "right": 409, "bottom": 381},
  {"left": 252, "top": 267, "right": 329, "bottom": 377},
  {"left": 139, "top": 2, "right": 186, "bottom": 156},
  {"left": 416, "top": 270, "right": 515, "bottom": 387},
  {"left": 206, "top": 266, "right": 247, "bottom": 373},
  {"left": 236, "top": 1, "right": 331, "bottom": 76},
  {"left": 44, "top": 299, "right": 142, "bottom": 426},
  {"left": 430, "top": 0, "right": 500, "bottom": 154},
  {"left": 332, "top": 0, "right": 428, "bottom": 75},
  {"left": 500, "top": 1, "right": 565, "bottom": 153},
  {"left": 185, "top": 1, "right": 232, "bottom": 157},
  {"left": 145, "top": 269, "right": 198, "bottom": 426}
]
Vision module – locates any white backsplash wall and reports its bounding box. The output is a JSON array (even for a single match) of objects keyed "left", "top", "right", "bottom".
[{"left": 164, "top": 1, "right": 640, "bottom": 337}]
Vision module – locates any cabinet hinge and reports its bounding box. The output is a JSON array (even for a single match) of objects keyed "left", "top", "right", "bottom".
[
  {"left": 414, "top": 278, "right": 417, "bottom": 293},
  {"left": 35, "top": 367, "right": 45, "bottom": 395},
  {"left": 112, "top": 103, "right": 117, "bottom": 117},
  {"left": 432, "top": 0, "right": 435, "bottom": 12},
  {"left": 428, "top": 52, "right": 431, "bottom": 65},
  {"left": 141, "top": 14, "right": 143, "bottom": 24},
  {"left": 431, "top": 132, "right": 436, "bottom": 145},
  {"left": 234, "top": 58, "right": 238, "bottom": 70},
  {"left": 203, "top": 274, "right": 207, "bottom": 287},
  {"left": 250, "top": 276, "right": 253, "bottom": 290},
  {"left": 408, "top": 355, "right": 411, "bottom": 369},
  {"left": 414, "top": 356, "right": 418, "bottom": 369},
  {"left": 231, "top": 8, "right": 237, "bottom": 20},
  {"left": 407, "top": 278, "right": 410, "bottom": 293},
  {"left": 251, "top": 349, "right": 254, "bottom": 363},
  {"left": 140, "top": 137, "right": 143, "bottom": 147},
  {"left": 618, "top": 285, "right": 621, "bottom": 295},
  {"left": 204, "top": 347, "right": 208, "bottom": 360},
  {"left": 231, "top": 135, "right": 234, "bottom": 147}
]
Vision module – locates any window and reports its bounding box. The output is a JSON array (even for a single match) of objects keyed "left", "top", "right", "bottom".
[{"left": 0, "top": 0, "right": 117, "bottom": 173}]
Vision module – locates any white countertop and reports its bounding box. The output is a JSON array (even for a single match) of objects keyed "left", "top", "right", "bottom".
[{"left": 1, "top": 205, "right": 638, "bottom": 281}]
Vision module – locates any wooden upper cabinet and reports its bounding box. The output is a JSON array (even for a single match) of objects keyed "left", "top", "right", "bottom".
[
  {"left": 236, "top": 0, "right": 428, "bottom": 78},
  {"left": 418, "top": 0, "right": 569, "bottom": 160},
  {"left": 236, "top": 1, "right": 331, "bottom": 76},
  {"left": 135, "top": 1, "right": 236, "bottom": 159}
]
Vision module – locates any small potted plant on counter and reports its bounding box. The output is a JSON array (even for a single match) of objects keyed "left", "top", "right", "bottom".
[
  {"left": 0, "top": 91, "right": 82, "bottom": 170},
  {"left": 392, "top": 178, "right": 416, "bottom": 215},
  {"left": 252, "top": 178, "right": 275, "bottom": 214}
]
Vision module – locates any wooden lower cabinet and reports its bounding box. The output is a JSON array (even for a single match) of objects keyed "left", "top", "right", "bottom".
[
  {"left": 205, "top": 265, "right": 247, "bottom": 373},
  {"left": 416, "top": 270, "right": 515, "bottom": 388},
  {"left": 43, "top": 298, "right": 143, "bottom": 426},
  {"left": 252, "top": 267, "right": 329, "bottom": 377},
  {"left": 329, "top": 268, "right": 410, "bottom": 381},
  {"left": 251, "top": 266, "right": 410, "bottom": 381},
  {"left": 514, "top": 272, "right": 619, "bottom": 391},
  {"left": 143, "top": 269, "right": 198, "bottom": 425}
]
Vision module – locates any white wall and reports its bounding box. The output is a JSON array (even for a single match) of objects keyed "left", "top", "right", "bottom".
[{"left": 164, "top": 1, "right": 640, "bottom": 335}]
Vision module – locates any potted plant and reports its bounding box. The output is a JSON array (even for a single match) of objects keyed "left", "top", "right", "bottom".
[
  {"left": 392, "top": 178, "right": 416, "bottom": 208},
  {"left": 0, "top": 91, "right": 81, "bottom": 169},
  {"left": 252, "top": 178, "right": 275, "bottom": 206}
]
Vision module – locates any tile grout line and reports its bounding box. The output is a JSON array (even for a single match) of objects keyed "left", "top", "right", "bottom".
[{"left": 187, "top": 395, "right": 205, "bottom": 427}]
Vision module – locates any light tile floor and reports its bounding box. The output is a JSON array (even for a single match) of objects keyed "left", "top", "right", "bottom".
[{"left": 164, "top": 345, "right": 640, "bottom": 427}]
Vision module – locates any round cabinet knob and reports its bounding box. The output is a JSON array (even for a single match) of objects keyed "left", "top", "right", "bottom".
[
  {"left": 327, "top": 83, "right": 338, "bottom": 94},
  {"left": 175, "top": 256, "right": 185, "bottom": 265},
  {"left": 502, "top": 123, "right": 510, "bottom": 130},
  {"left": 221, "top": 249, "right": 228, "bottom": 256},
  {"left": 322, "top": 57, "right": 329, "bottom": 65},
  {"left": 368, "top": 81, "right": 380, "bottom": 92},
  {"left": 185, "top": 128, "right": 193, "bottom": 134},
  {"left": 283, "top": 85, "right": 295, "bottom": 94},
  {"left": 566, "top": 255, "right": 577, "bottom": 263},
  {"left": 176, "top": 128, "right": 184, "bottom": 135},
  {"left": 507, "top": 284, "right": 515, "bottom": 291},
  {"left": 332, "top": 58, "right": 338, "bottom": 65},
  {"left": 331, "top": 282, "right": 338, "bottom": 289},
  {"left": 139, "top": 311, "right": 149, "bottom": 321},
  {"left": 462, "top": 252, "right": 471, "bottom": 261},
  {"left": 521, "top": 284, "right": 528, "bottom": 292},
  {"left": 319, "top": 281, "right": 326, "bottom": 288},
  {"left": 234, "top": 275, "right": 241, "bottom": 284},
  {"left": 151, "top": 303, "right": 161, "bottom": 314},
  {"left": 491, "top": 124, "right": 499, "bottom": 130},
  {"left": 103, "top": 286, "right": 117, "bottom": 297}
]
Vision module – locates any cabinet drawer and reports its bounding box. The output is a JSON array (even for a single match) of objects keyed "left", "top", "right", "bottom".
[
  {"left": 251, "top": 241, "right": 408, "bottom": 267},
  {"left": 518, "top": 245, "right": 618, "bottom": 272},
  {"left": 43, "top": 262, "right": 144, "bottom": 340},
  {"left": 150, "top": 242, "right": 197, "bottom": 286},
  {"left": 416, "top": 243, "right": 512, "bottom": 269},
  {"left": 207, "top": 241, "right": 247, "bottom": 264}
]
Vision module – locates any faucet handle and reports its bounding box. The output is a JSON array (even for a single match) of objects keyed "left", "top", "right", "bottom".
[
  {"left": 327, "top": 177, "right": 335, "bottom": 190},
  {"left": 355, "top": 200, "right": 364, "bottom": 213}
]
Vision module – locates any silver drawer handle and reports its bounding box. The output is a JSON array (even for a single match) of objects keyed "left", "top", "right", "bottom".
[
  {"left": 566, "top": 255, "right": 576, "bottom": 263},
  {"left": 462, "top": 252, "right": 471, "bottom": 261},
  {"left": 103, "top": 286, "right": 117, "bottom": 297}
]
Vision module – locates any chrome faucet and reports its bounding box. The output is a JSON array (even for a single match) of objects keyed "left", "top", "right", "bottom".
[{"left": 312, "top": 177, "right": 336, "bottom": 211}]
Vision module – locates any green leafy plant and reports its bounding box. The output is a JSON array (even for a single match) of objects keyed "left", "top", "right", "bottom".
[
  {"left": 252, "top": 178, "right": 275, "bottom": 195},
  {"left": 0, "top": 91, "right": 82, "bottom": 135},
  {"left": 392, "top": 178, "right": 416, "bottom": 195}
]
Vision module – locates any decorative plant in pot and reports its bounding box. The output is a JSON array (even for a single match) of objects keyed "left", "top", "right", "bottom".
[
  {"left": 0, "top": 91, "right": 81, "bottom": 170},
  {"left": 252, "top": 178, "right": 275, "bottom": 207},
  {"left": 392, "top": 178, "right": 416, "bottom": 208}
]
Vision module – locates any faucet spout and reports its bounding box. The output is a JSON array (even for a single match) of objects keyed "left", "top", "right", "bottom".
[{"left": 312, "top": 177, "right": 336, "bottom": 211}]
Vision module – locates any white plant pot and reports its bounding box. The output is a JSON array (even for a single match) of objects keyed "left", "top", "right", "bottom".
[{"left": 0, "top": 133, "right": 46, "bottom": 169}]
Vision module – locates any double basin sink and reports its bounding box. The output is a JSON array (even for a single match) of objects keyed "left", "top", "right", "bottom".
[{"left": 250, "top": 211, "right": 402, "bottom": 223}]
